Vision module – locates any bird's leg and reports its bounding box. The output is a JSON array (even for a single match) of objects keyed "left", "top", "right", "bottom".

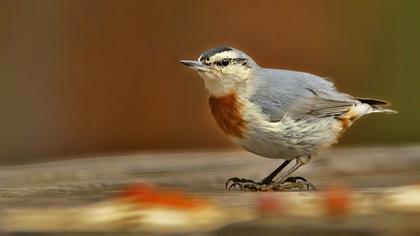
[
  {"left": 225, "top": 160, "right": 292, "bottom": 191},
  {"left": 260, "top": 160, "right": 292, "bottom": 184},
  {"left": 225, "top": 158, "right": 315, "bottom": 191},
  {"left": 279, "top": 159, "right": 303, "bottom": 181},
  {"left": 272, "top": 158, "right": 316, "bottom": 191}
]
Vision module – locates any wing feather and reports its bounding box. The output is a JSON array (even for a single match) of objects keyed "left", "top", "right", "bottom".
[
  {"left": 288, "top": 89, "right": 356, "bottom": 118},
  {"left": 251, "top": 69, "right": 358, "bottom": 121}
]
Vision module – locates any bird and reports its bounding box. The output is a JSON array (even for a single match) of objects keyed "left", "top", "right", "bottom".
[{"left": 180, "top": 47, "right": 396, "bottom": 191}]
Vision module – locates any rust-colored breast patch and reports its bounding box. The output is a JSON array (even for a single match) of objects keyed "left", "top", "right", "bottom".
[{"left": 208, "top": 92, "right": 246, "bottom": 138}]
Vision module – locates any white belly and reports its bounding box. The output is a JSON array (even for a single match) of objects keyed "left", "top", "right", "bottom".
[{"left": 232, "top": 112, "right": 343, "bottom": 160}]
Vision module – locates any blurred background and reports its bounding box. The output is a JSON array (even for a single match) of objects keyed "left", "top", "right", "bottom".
[{"left": 0, "top": 0, "right": 418, "bottom": 164}]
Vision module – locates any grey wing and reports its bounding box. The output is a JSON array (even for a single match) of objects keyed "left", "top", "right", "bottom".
[
  {"left": 250, "top": 69, "right": 358, "bottom": 121},
  {"left": 289, "top": 88, "right": 356, "bottom": 118}
]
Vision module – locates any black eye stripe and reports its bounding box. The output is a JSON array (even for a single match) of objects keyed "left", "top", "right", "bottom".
[
  {"left": 214, "top": 58, "right": 248, "bottom": 67},
  {"left": 214, "top": 59, "right": 230, "bottom": 66},
  {"left": 233, "top": 58, "right": 247, "bottom": 64}
]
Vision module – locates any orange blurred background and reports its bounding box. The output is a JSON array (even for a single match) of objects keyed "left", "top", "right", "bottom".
[{"left": 0, "top": 0, "right": 417, "bottom": 163}]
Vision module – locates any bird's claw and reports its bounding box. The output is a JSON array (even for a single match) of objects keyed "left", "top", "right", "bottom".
[
  {"left": 225, "top": 177, "right": 276, "bottom": 191},
  {"left": 277, "top": 176, "right": 316, "bottom": 191},
  {"left": 225, "top": 176, "right": 315, "bottom": 192},
  {"left": 225, "top": 177, "right": 258, "bottom": 190}
]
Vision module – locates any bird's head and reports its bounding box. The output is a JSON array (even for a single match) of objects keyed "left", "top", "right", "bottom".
[{"left": 181, "top": 47, "right": 258, "bottom": 97}]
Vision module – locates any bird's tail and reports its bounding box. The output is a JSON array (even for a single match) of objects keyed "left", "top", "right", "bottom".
[{"left": 357, "top": 98, "right": 398, "bottom": 114}]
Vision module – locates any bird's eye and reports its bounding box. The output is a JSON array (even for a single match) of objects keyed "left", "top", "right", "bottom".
[
  {"left": 221, "top": 58, "right": 230, "bottom": 66},
  {"left": 216, "top": 58, "right": 230, "bottom": 66}
]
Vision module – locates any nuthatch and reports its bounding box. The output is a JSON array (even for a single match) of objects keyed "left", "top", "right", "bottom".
[{"left": 181, "top": 47, "right": 396, "bottom": 191}]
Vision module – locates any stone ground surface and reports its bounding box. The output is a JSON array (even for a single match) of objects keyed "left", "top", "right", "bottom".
[{"left": 0, "top": 145, "right": 420, "bottom": 235}]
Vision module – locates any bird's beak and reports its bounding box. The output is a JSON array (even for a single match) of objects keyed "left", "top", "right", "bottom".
[{"left": 180, "top": 60, "right": 210, "bottom": 72}]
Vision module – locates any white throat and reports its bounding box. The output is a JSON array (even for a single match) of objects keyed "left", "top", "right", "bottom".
[
  {"left": 199, "top": 69, "right": 251, "bottom": 97},
  {"left": 202, "top": 77, "right": 230, "bottom": 97}
]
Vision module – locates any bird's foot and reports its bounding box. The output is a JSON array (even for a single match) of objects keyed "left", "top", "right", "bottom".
[
  {"left": 272, "top": 176, "right": 316, "bottom": 191},
  {"left": 225, "top": 176, "right": 315, "bottom": 192},
  {"left": 225, "top": 177, "right": 272, "bottom": 191}
]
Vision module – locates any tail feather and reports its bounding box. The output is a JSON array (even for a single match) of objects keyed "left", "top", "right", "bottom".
[
  {"left": 356, "top": 97, "right": 391, "bottom": 106},
  {"left": 370, "top": 105, "right": 398, "bottom": 114},
  {"left": 356, "top": 97, "right": 397, "bottom": 114}
]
